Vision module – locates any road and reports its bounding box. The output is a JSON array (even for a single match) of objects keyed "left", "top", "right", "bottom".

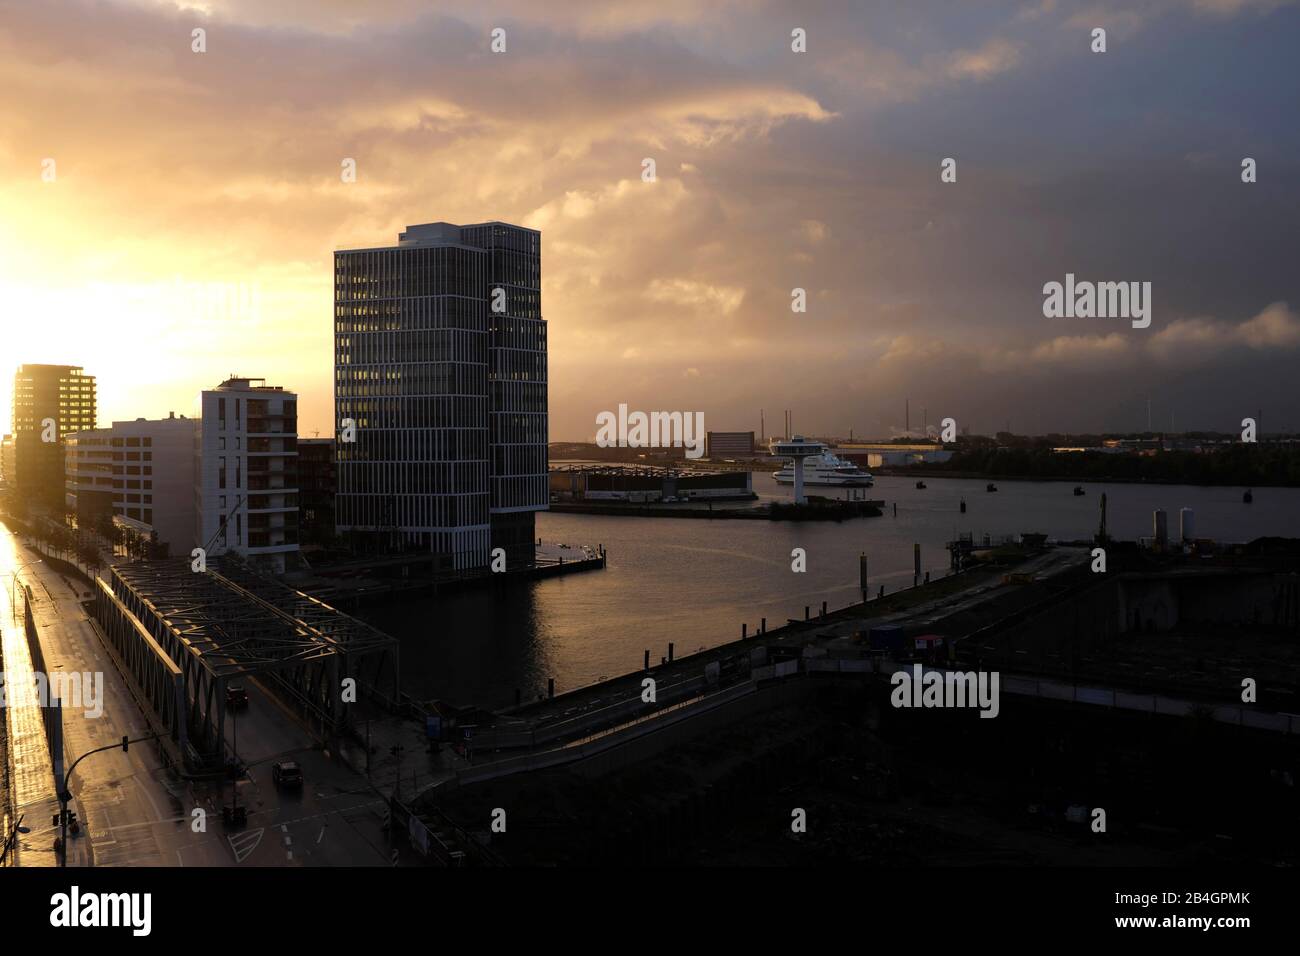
[{"left": 1, "top": 522, "right": 398, "bottom": 866}]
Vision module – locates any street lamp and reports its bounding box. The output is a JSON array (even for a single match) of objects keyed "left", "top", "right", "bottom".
[{"left": 55, "top": 733, "right": 161, "bottom": 865}]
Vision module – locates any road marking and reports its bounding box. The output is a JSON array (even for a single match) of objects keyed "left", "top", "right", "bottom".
[
  {"left": 227, "top": 827, "right": 265, "bottom": 863},
  {"left": 316, "top": 826, "right": 325, "bottom": 844}
]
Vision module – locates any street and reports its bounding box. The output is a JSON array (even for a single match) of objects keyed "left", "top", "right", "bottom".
[{"left": 2, "top": 522, "right": 397, "bottom": 866}]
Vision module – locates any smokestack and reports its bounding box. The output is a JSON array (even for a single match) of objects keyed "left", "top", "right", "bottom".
[{"left": 906, "top": 399, "right": 910, "bottom": 438}]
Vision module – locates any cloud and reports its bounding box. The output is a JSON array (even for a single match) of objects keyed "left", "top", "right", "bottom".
[
  {"left": 644, "top": 278, "right": 746, "bottom": 315},
  {"left": 0, "top": 0, "right": 1297, "bottom": 440},
  {"left": 947, "top": 38, "right": 1021, "bottom": 81}
]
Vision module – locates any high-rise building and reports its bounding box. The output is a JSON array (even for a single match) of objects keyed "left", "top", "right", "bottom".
[
  {"left": 10, "top": 364, "right": 97, "bottom": 511},
  {"left": 334, "top": 221, "right": 547, "bottom": 570},
  {"left": 65, "top": 413, "right": 196, "bottom": 555},
  {"left": 0, "top": 434, "right": 14, "bottom": 488},
  {"left": 194, "top": 377, "right": 299, "bottom": 573}
]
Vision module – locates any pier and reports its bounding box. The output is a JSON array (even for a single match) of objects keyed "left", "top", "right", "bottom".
[
  {"left": 290, "top": 543, "right": 607, "bottom": 609},
  {"left": 548, "top": 499, "right": 884, "bottom": 521}
]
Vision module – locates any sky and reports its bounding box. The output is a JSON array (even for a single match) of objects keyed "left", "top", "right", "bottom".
[{"left": 1, "top": 0, "right": 1298, "bottom": 441}]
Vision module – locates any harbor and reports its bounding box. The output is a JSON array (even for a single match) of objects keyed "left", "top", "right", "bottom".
[
  {"left": 288, "top": 541, "right": 607, "bottom": 609},
  {"left": 396, "top": 533, "right": 1300, "bottom": 865},
  {"left": 355, "top": 474, "right": 1300, "bottom": 710}
]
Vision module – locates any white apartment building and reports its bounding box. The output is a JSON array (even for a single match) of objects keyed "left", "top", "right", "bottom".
[
  {"left": 64, "top": 413, "right": 196, "bottom": 555},
  {"left": 194, "top": 377, "right": 299, "bottom": 573}
]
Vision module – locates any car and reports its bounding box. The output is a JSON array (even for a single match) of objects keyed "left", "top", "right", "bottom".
[
  {"left": 226, "top": 685, "right": 249, "bottom": 710},
  {"left": 272, "top": 761, "right": 304, "bottom": 788}
]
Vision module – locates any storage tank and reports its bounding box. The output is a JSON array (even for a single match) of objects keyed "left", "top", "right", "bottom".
[
  {"left": 1179, "top": 507, "right": 1195, "bottom": 544},
  {"left": 1153, "top": 509, "right": 1168, "bottom": 548}
]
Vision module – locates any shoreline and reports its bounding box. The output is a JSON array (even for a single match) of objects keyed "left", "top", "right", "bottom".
[{"left": 873, "top": 468, "right": 1291, "bottom": 489}]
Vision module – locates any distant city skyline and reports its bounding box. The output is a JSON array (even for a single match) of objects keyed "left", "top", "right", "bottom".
[{"left": 2, "top": 0, "right": 1298, "bottom": 442}]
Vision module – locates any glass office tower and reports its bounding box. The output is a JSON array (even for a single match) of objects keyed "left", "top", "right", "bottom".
[{"left": 334, "top": 221, "right": 546, "bottom": 570}]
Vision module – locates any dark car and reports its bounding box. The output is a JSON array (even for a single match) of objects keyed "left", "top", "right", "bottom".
[
  {"left": 226, "top": 685, "right": 249, "bottom": 710},
  {"left": 272, "top": 761, "right": 304, "bottom": 788}
]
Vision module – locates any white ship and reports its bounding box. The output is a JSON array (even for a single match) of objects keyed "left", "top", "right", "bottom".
[{"left": 773, "top": 449, "right": 874, "bottom": 487}]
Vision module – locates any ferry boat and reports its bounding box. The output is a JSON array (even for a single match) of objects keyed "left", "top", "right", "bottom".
[{"left": 773, "top": 449, "right": 874, "bottom": 487}]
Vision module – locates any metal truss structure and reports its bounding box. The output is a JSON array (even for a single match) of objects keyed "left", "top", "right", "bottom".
[{"left": 94, "top": 558, "right": 400, "bottom": 768}]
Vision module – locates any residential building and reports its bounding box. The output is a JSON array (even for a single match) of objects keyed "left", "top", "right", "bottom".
[
  {"left": 11, "top": 364, "right": 96, "bottom": 510},
  {"left": 194, "top": 377, "right": 299, "bottom": 573},
  {"left": 334, "top": 220, "right": 547, "bottom": 570},
  {"left": 64, "top": 413, "right": 196, "bottom": 556}
]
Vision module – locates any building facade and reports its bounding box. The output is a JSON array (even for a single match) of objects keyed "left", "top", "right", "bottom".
[
  {"left": 0, "top": 434, "right": 14, "bottom": 488},
  {"left": 11, "top": 364, "right": 97, "bottom": 510},
  {"left": 334, "top": 221, "right": 547, "bottom": 570},
  {"left": 65, "top": 413, "right": 196, "bottom": 555},
  {"left": 194, "top": 378, "right": 299, "bottom": 573},
  {"left": 297, "top": 437, "right": 336, "bottom": 547},
  {"left": 705, "top": 431, "right": 756, "bottom": 459}
]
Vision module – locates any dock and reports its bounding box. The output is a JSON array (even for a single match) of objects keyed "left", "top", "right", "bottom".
[
  {"left": 548, "top": 499, "right": 884, "bottom": 521},
  {"left": 289, "top": 544, "right": 607, "bottom": 608}
]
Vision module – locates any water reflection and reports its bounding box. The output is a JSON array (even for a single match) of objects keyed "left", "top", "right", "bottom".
[{"left": 361, "top": 473, "right": 1300, "bottom": 709}]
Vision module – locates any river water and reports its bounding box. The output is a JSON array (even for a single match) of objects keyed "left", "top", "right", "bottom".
[{"left": 360, "top": 473, "right": 1298, "bottom": 709}]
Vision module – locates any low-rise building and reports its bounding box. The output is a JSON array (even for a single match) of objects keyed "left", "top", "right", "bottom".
[
  {"left": 705, "top": 431, "right": 756, "bottom": 460},
  {"left": 64, "top": 413, "right": 196, "bottom": 555}
]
